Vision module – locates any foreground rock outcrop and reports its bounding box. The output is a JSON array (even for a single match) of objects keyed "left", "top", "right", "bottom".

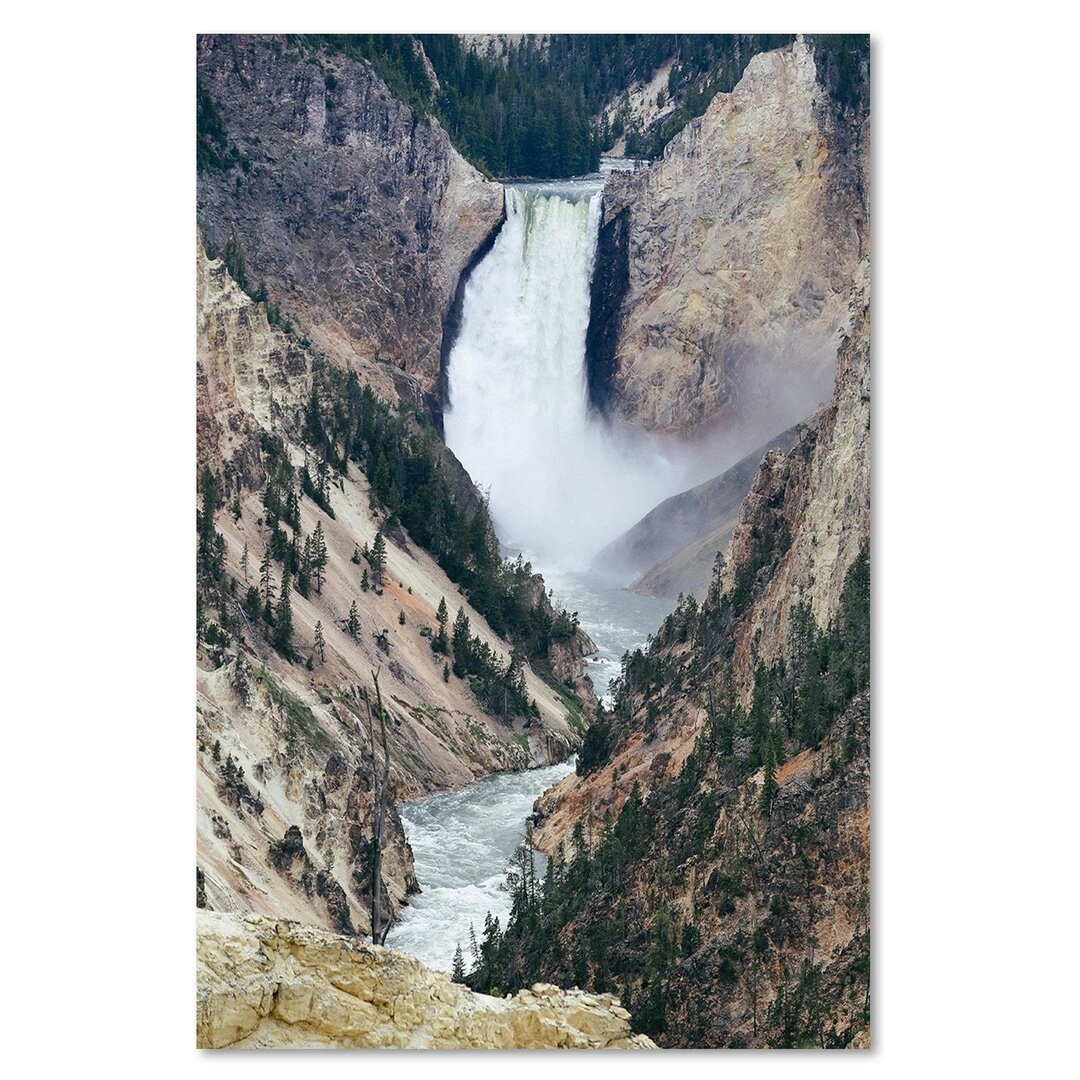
[
  {"left": 197, "top": 912, "right": 656, "bottom": 1049},
  {"left": 588, "top": 36, "right": 868, "bottom": 441}
]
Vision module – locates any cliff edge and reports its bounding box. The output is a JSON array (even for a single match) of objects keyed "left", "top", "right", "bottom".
[
  {"left": 589, "top": 37, "right": 868, "bottom": 441},
  {"left": 197, "top": 912, "right": 656, "bottom": 1049}
]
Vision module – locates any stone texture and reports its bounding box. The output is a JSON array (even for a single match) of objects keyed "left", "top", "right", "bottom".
[
  {"left": 197, "top": 912, "right": 656, "bottom": 1049},
  {"left": 590, "top": 37, "right": 868, "bottom": 438},
  {"left": 196, "top": 241, "right": 589, "bottom": 941},
  {"left": 718, "top": 256, "right": 870, "bottom": 687},
  {"left": 196, "top": 35, "right": 504, "bottom": 395},
  {"left": 529, "top": 267, "right": 871, "bottom": 1046}
]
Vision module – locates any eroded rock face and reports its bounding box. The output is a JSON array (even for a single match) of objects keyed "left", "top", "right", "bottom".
[
  {"left": 196, "top": 912, "right": 656, "bottom": 1049},
  {"left": 527, "top": 268, "right": 871, "bottom": 1046},
  {"left": 718, "top": 256, "right": 870, "bottom": 687},
  {"left": 589, "top": 37, "right": 868, "bottom": 439},
  {"left": 196, "top": 35, "right": 504, "bottom": 393},
  {"left": 196, "top": 239, "right": 591, "bottom": 941}
]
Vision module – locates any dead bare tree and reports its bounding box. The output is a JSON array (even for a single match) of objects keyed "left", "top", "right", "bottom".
[{"left": 361, "top": 669, "right": 393, "bottom": 945}]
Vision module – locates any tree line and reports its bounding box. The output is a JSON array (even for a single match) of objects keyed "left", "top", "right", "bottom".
[{"left": 202, "top": 36, "right": 867, "bottom": 182}]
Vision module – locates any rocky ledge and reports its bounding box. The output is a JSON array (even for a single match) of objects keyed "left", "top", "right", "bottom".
[{"left": 197, "top": 911, "right": 656, "bottom": 1049}]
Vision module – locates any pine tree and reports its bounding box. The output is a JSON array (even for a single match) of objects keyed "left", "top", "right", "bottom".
[
  {"left": 361, "top": 568, "right": 370, "bottom": 591},
  {"left": 443, "top": 662, "right": 450, "bottom": 683},
  {"left": 348, "top": 600, "right": 360, "bottom": 639},
  {"left": 371, "top": 531, "right": 387, "bottom": 589},
  {"left": 507, "top": 647, "right": 527, "bottom": 698},
  {"left": 451, "top": 944, "right": 466, "bottom": 983},
  {"left": 243, "top": 585, "right": 261, "bottom": 621},
  {"left": 314, "top": 620, "right": 326, "bottom": 663},
  {"left": 274, "top": 566, "right": 294, "bottom": 656},
  {"left": 259, "top": 549, "right": 274, "bottom": 604},
  {"left": 452, "top": 607, "right": 472, "bottom": 677},
  {"left": 197, "top": 467, "right": 222, "bottom": 583},
  {"left": 298, "top": 534, "right": 313, "bottom": 598},
  {"left": 312, "top": 520, "right": 328, "bottom": 594},
  {"left": 285, "top": 482, "right": 300, "bottom": 531},
  {"left": 240, "top": 541, "right": 249, "bottom": 582},
  {"left": 434, "top": 596, "right": 450, "bottom": 654},
  {"left": 711, "top": 660, "right": 739, "bottom": 758},
  {"left": 748, "top": 661, "right": 772, "bottom": 767},
  {"left": 398, "top": 610, "right": 406, "bottom": 626}
]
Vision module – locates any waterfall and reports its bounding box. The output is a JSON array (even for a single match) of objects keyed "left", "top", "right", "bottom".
[{"left": 444, "top": 181, "right": 686, "bottom": 570}]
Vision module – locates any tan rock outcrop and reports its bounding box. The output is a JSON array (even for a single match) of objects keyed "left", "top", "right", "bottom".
[
  {"left": 197, "top": 912, "right": 656, "bottom": 1049},
  {"left": 592, "top": 37, "right": 867, "bottom": 439},
  {"left": 718, "top": 256, "right": 870, "bottom": 685}
]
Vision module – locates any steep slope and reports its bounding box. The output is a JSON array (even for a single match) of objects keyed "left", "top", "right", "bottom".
[
  {"left": 593, "top": 425, "right": 800, "bottom": 596},
  {"left": 196, "top": 34, "right": 504, "bottom": 399},
  {"left": 197, "top": 912, "right": 655, "bottom": 1049},
  {"left": 197, "top": 242, "right": 591, "bottom": 939},
  {"left": 717, "top": 258, "right": 870, "bottom": 684},
  {"left": 626, "top": 522, "right": 735, "bottom": 604},
  {"left": 476, "top": 268, "right": 870, "bottom": 1047},
  {"left": 587, "top": 36, "right": 868, "bottom": 442}
]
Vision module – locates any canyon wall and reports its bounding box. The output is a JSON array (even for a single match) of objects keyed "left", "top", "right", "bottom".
[
  {"left": 529, "top": 267, "right": 870, "bottom": 1046},
  {"left": 588, "top": 36, "right": 868, "bottom": 441},
  {"left": 718, "top": 258, "right": 870, "bottom": 684},
  {"left": 196, "top": 35, "right": 504, "bottom": 400},
  {"left": 197, "top": 242, "right": 585, "bottom": 939}
]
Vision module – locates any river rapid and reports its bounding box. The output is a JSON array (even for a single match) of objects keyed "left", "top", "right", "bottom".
[
  {"left": 385, "top": 567, "right": 668, "bottom": 971},
  {"left": 384, "top": 760, "right": 574, "bottom": 972}
]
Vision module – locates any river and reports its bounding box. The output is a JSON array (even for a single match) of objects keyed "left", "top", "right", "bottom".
[
  {"left": 386, "top": 171, "right": 681, "bottom": 972},
  {"left": 384, "top": 568, "right": 669, "bottom": 972}
]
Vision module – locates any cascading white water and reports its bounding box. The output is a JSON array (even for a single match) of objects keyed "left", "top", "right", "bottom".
[
  {"left": 444, "top": 180, "right": 688, "bottom": 570},
  {"left": 384, "top": 760, "right": 575, "bottom": 971},
  {"left": 386, "top": 180, "right": 693, "bottom": 973}
]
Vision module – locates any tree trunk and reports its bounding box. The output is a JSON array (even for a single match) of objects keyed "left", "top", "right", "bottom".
[{"left": 364, "top": 671, "right": 394, "bottom": 945}]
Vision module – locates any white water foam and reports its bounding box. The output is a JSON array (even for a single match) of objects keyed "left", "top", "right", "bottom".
[
  {"left": 444, "top": 181, "right": 691, "bottom": 571},
  {"left": 385, "top": 761, "right": 575, "bottom": 972}
]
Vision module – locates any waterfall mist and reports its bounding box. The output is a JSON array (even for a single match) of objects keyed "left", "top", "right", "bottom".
[{"left": 444, "top": 181, "right": 696, "bottom": 570}]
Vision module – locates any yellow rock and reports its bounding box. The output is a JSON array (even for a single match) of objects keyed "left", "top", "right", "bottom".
[{"left": 197, "top": 911, "right": 657, "bottom": 1050}]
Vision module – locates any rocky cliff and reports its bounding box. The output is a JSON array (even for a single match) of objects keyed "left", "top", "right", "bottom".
[
  {"left": 196, "top": 35, "right": 504, "bottom": 402},
  {"left": 716, "top": 257, "right": 870, "bottom": 691},
  {"left": 520, "top": 268, "right": 870, "bottom": 1047},
  {"left": 588, "top": 36, "right": 868, "bottom": 442},
  {"left": 197, "top": 912, "right": 655, "bottom": 1049},
  {"left": 197, "top": 241, "right": 587, "bottom": 939}
]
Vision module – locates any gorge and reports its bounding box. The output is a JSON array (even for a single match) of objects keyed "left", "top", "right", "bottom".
[{"left": 196, "top": 32, "right": 870, "bottom": 1050}]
